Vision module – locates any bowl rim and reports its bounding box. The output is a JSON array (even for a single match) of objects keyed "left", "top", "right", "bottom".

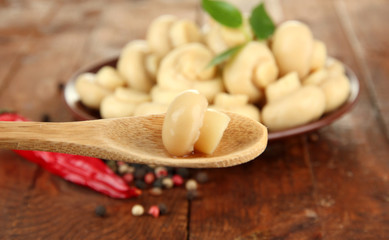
[{"left": 64, "top": 56, "right": 361, "bottom": 141}]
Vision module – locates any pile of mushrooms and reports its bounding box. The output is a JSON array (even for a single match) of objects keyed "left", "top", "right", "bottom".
[{"left": 75, "top": 15, "right": 351, "bottom": 132}]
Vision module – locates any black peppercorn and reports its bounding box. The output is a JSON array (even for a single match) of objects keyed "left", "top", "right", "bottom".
[
  {"left": 158, "top": 203, "right": 168, "bottom": 215},
  {"left": 95, "top": 205, "right": 106, "bottom": 217}
]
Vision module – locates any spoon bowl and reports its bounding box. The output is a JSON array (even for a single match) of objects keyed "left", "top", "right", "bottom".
[{"left": 0, "top": 113, "right": 268, "bottom": 168}]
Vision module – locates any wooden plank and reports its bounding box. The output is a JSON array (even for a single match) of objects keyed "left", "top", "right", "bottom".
[
  {"left": 0, "top": 0, "right": 199, "bottom": 239},
  {"left": 0, "top": 0, "right": 103, "bottom": 121},
  {"left": 335, "top": 0, "right": 389, "bottom": 138},
  {"left": 4, "top": 168, "right": 188, "bottom": 239},
  {"left": 281, "top": 0, "right": 389, "bottom": 239},
  {"left": 0, "top": 1, "right": 55, "bottom": 88},
  {"left": 190, "top": 138, "right": 321, "bottom": 239},
  {"left": 0, "top": 151, "right": 39, "bottom": 240}
]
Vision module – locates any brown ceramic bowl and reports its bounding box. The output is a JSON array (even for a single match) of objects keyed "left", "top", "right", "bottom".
[{"left": 64, "top": 57, "right": 360, "bottom": 141}]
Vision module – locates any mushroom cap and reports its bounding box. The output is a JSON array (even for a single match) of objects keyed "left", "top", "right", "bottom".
[{"left": 271, "top": 20, "right": 314, "bottom": 78}]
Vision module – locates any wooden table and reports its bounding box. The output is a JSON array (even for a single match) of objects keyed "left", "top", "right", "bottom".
[{"left": 1, "top": 0, "right": 388, "bottom": 239}]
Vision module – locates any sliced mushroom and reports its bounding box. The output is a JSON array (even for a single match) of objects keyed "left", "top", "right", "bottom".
[
  {"left": 310, "top": 40, "right": 327, "bottom": 72},
  {"left": 100, "top": 95, "right": 137, "bottom": 119},
  {"left": 262, "top": 85, "right": 326, "bottom": 131},
  {"left": 75, "top": 73, "right": 111, "bottom": 110},
  {"left": 157, "top": 43, "right": 217, "bottom": 91},
  {"left": 211, "top": 93, "right": 261, "bottom": 122},
  {"left": 117, "top": 40, "right": 154, "bottom": 92},
  {"left": 146, "top": 15, "right": 177, "bottom": 58},
  {"left": 320, "top": 74, "right": 351, "bottom": 113},
  {"left": 170, "top": 19, "right": 202, "bottom": 47},
  {"left": 96, "top": 66, "right": 125, "bottom": 91},
  {"left": 223, "top": 41, "right": 278, "bottom": 102},
  {"left": 133, "top": 102, "right": 168, "bottom": 116},
  {"left": 265, "top": 72, "right": 301, "bottom": 103},
  {"left": 204, "top": 18, "right": 253, "bottom": 54},
  {"left": 162, "top": 90, "right": 208, "bottom": 156},
  {"left": 194, "top": 109, "right": 231, "bottom": 154},
  {"left": 114, "top": 87, "right": 151, "bottom": 104}
]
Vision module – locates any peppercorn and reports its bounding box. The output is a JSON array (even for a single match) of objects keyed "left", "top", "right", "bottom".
[
  {"left": 155, "top": 166, "right": 168, "bottom": 178},
  {"left": 41, "top": 114, "right": 51, "bottom": 122},
  {"left": 149, "top": 187, "right": 163, "bottom": 196},
  {"left": 148, "top": 205, "right": 160, "bottom": 218},
  {"left": 134, "top": 167, "right": 147, "bottom": 179},
  {"left": 195, "top": 171, "right": 209, "bottom": 184},
  {"left": 176, "top": 168, "right": 190, "bottom": 178},
  {"left": 135, "top": 180, "right": 147, "bottom": 190},
  {"left": 153, "top": 178, "right": 164, "bottom": 188},
  {"left": 95, "top": 205, "right": 106, "bottom": 217},
  {"left": 185, "top": 179, "right": 198, "bottom": 191},
  {"left": 123, "top": 173, "right": 134, "bottom": 184},
  {"left": 118, "top": 164, "right": 129, "bottom": 174},
  {"left": 144, "top": 172, "right": 155, "bottom": 185},
  {"left": 131, "top": 204, "right": 144, "bottom": 216},
  {"left": 162, "top": 177, "right": 174, "bottom": 189},
  {"left": 158, "top": 203, "right": 168, "bottom": 215},
  {"left": 166, "top": 167, "right": 175, "bottom": 176},
  {"left": 172, "top": 174, "right": 184, "bottom": 186}
]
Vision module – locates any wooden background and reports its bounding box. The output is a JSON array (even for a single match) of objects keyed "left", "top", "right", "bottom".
[{"left": 0, "top": 0, "right": 388, "bottom": 239}]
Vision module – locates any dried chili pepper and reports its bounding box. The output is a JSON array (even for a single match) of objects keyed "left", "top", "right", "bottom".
[{"left": 0, "top": 112, "right": 141, "bottom": 199}]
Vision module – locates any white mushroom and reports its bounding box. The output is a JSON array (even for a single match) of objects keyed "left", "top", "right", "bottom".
[
  {"left": 265, "top": 72, "right": 301, "bottom": 103},
  {"left": 100, "top": 95, "right": 137, "bottom": 119},
  {"left": 204, "top": 18, "right": 253, "bottom": 54},
  {"left": 194, "top": 109, "right": 230, "bottom": 154},
  {"left": 157, "top": 43, "right": 221, "bottom": 102},
  {"left": 271, "top": 21, "right": 314, "bottom": 78},
  {"left": 75, "top": 73, "right": 111, "bottom": 110},
  {"left": 326, "top": 58, "right": 345, "bottom": 77},
  {"left": 147, "top": 15, "right": 202, "bottom": 58},
  {"left": 162, "top": 90, "right": 208, "bottom": 156},
  {"left": 262, "top": 85, "right": 326, "bottom": 131},
  {"left": 302, "top": 69, "right": 328, "bottom": 86},
  {"left": 150, "top": 85, "right": 183, "bottom": 105},
  {"left": 114, "top": 87, "right": 151, "bottom": 104},
  {"left": 117, "top": 40, "right": 155, "bottom": 92},
  {"left": 170, "top": 19, "right": 202, "bottom": 47},
  {"left": 310, "top": 40, "right": 327, "bottom": 72},
  {"left": 223, "top": 41, "right": 278, "bottom": 102},
  {"left": 320, "top": 74, "right": 351, "bottom": 113},
  {"left": 146, "top": 15, "right": 177, "bottom": 58},
  {"left": 133, "top": 102, "right": 168, "bottom": 116},
  {"left": 95, "top": 66, "right": 125, "bottom": 91},
  {"left": 192, "top": 78, "right": 225, "bottom": 103},
  {"left": 211, "top": 93, "right": 261, "bottom": 122}
]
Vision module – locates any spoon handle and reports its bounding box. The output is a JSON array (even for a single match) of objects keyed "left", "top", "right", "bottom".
[{"left": 0, "top": 121, "right": 104, "bottom": 154}]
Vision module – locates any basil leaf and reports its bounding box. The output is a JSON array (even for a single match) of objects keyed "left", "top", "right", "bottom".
[
  {"left": 249, "top": 3, "right": 275, "bottom": 40},
  {"left": 206, "top": 44, "right": 244, "bottom": 68},
  {"left": 202, "top": 0, "right": 242, "bottom": 28}
]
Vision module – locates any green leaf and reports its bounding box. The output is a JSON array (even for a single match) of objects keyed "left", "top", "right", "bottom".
[
  {"left": 202, "top": 0, "right": 242, "bottom": 28},
  {"left": 206, "top": 44, "right": 245, "bottom": 68},
  {"left": 249, "top": 3, "right": 275, "bottom": 40}
]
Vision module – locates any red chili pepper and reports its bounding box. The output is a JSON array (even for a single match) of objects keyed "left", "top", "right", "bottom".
[{"left": 0, "top": 112, "right": 141, "bottom": 199}]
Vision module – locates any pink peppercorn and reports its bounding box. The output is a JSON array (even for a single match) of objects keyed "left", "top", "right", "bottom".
[
  {"left": 144, "top": 172, "right": 155, "bottom": 185},
  {"left": 123, "top": 173, "right": 134, "bottom": 183},
  {"left": 155, "top": 167, "right": 168, "bottom": 178},
  {"left": 172, "top": 174, "right": 184, "bottom": 186},
  {"left": 148, "top": 205, "right": 160, "bottom": 218}
]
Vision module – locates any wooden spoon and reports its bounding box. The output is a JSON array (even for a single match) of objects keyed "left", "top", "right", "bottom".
[{"left": 0, "top": 112, "right": 267, "bottom": 168}]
